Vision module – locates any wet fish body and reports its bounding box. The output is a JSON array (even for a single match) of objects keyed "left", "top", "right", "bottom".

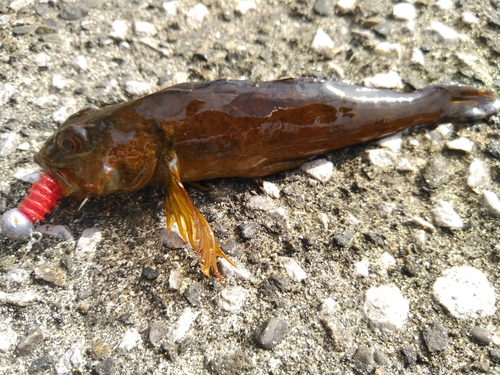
[{"left": 35, "top": 78, "right": 500, "bottom": 277}]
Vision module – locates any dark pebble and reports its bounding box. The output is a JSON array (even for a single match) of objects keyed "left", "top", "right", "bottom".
[
  {"left": 403, "top": 257, "right": 418, "bottom": 277},
  {"left": 373, "top": 348, "right": 389, "bottom": 366},
  {"left": 221, "top": 241, "right": 244, "bottom": 257},
  {"left": 313, "top": 0, "right": 334, "bottom": 16},
  {"left": 363, "top": 232, "right": 386, "bottom": 246},
  {"left": 161, "top": 342, "right": 179, "bottom": 362},
  {"left": 486, "top": 141, "right": 500, "bottom": 159},
  {"left": 36, "top": 19, "right": 59, "bottom": 34},
  {"left": 149, "top": 321, "right": 167, "bottom": 346},
  {"left": 118, "top": 313, "right": 135, "bottom": 326},
  {"left": 470, "top": 327, "right": 492, "bottom": 346},
  {"left": 268, "top": 274, "right": 289, "bottom": 292},
  {"left": 352, "top": 346, "right": 374, "bottom": 373},
  {"left": 13, "top": 26, "right": 37, "bottom": 36},
  {"left": 373, "top": 22, "right": 392, "bottom": 37},
  {"left": 423, "top": 322, "right": 448, "bottom": 353},
  {"left": 239, "top": 222, "right": 259, "bottom": 239},
  {"left": 423, "top": 157, "right": 448, "bottom": 188},
  {"left": 255, "top": 317, "right": 288, "bottom": 350},
  {"left": 16, "top": 327, "right": 43, "bottom": 356},
  {"left": 490, "top": 348, "right": 500, "bottom": 364},
  {"left": 28, "top": 354, "right": 54, "bottom": 374},
  {"left": 141, "top": 266, "right": 161, "bottom": 281},
  {"left": 184, "top": 283, "right": 204, "bottom": 307},
  {"left": 205, "top": 351, "right": 254, "bottom": 375},
  {"left": 401, "top": 345, "right": 417, "bottom": 366},
  {"left": 36, "top": 3, "right": 49, "bottom": 16},
  {"left": 59, "top": 5, "right": 88, "bottom": 20},
  {"left": 333, "top": 228, "right": 352, "bottom": 247},
  {"left": 93, "top": 357, "right": 114, "bottom": 375}
]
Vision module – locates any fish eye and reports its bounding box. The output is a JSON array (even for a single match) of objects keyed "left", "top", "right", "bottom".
[
  {"left": 57, "top": 126, "right": 88, "bottom": 154},
  {"left": 60, "top": 137, "right": 78, "bottom": 152}
]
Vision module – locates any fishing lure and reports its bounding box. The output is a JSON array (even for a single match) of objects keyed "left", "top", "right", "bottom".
[{"left": 1, "top": 78, "right": 499, "bottom": 278}]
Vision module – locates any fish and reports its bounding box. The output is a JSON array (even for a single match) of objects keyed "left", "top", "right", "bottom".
[{"left": 34, "top": 78, "right": 500, "bottom": 278}]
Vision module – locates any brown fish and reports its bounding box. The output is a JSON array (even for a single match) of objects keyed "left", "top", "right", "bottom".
[{"left": 34, "top": 78, "right": 500, "bottom": 278}]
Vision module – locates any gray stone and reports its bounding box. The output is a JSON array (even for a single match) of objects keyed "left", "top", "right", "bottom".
[
  {"left": 423, "top": 322, "right": 448, "bottom": 353},
  {"left": 255, "top": 317, "right": 288, "bottom": 350}
]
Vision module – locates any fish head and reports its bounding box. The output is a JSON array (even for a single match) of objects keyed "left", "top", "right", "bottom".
[{"left": 35, "top": 105, "right": 162, "bottom": 198}]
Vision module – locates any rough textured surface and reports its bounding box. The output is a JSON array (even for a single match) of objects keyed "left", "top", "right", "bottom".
[{"left": 0, "top": 0, "right": 500, "bottom": 374}]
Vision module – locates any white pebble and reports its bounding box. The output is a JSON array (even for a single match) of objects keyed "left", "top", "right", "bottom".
[
  {"left": 410, "top": 216, "right": 435, "bottom": 233},
  {"left": 363, "top": 285, "right": 409, "bottom": 334},
  {"left": 235, "top": 0, "right": 256, "bottom": 15},
  {"left": 366, "top": 149, "right": 397, "bottom": 167},
  {"left": 279, "top": 257, "right": 307, "bottom": 282},
  {"left": 300, "top": 158, "right": 333, "bottom": 183},
  {"left": 51, "top": 74, "right": 67, "bottom": 89},
  {"left": 17, "top": 142, "right": 30, "bottom": 151},
  {"left": 433, "top": 266, "right": 496, "bottom": 319},
  {"left": 118, "top": 328, "right": 142, "bottom": 351},
  {"left": 36, "top": 225, "right": 73, "bottom": 241},
  {"left": 75, "top": 228, "right": 102, "bottom": 256},
  {"left": 376, "top": 132, "right": 403, "bottom": 152},
  {"left": 467, "top": 159, "right": 489, "bottom": 192},
  {"left": 247, "top": 195, "right": 275, "bottom": 211},
  {"left": 0, "top": 290, "right": 41, "bottom": 307},
  {"left": 462, "top": 11, "right": 479, "bottom": 24},
  {"left": 13, "top": 167, "right": 41, "bottom": 183},
  {"left": 411, "top": 48, "right": 425, "bottom": 65},
  {"left": 162, "top": 1, "right": 178, "bottom": 17},
  {"left": 482, "top": 191, "right": 500, "bottom": 217},
  {"left": 35, "top": 95, "right": 58, "bottom": 107},
  {"left": 187, "top": 3, "right": 209, "bottom": 24},
  {"left": 170, "top": 307, "right": 200, "bottom": 343},
  {"left": 124, "top": 80, "right": 153, "bottom": 96},
  {"left": 71, "top": 55, "right": 88, "bottom": 71},
  {"left": 134, "top": 21, "right": 156, "bottom": 37},
  {"left": 0, "top": 324, "right": 18, "bottom": 353},
  {"left": 311, "top": 28, "right": 334, "bottom": 55},
  {"left": 219, "top": 286, "right": 247, "bottom": 313},
  {"left": 160, "top": 223, "right": 188, "bottom": 248},
  {"left": 428, "top": 21, "right": 468, "bottom": 44},
  {"left": 446, "top": 137, "right": 474, "bottom": 153},
  {"left": 219, "top": 258, "right": 250, "bottom": 279},
  {"left": 336, "top": 0, "right": 356, "bottom": 14},
  {"left": 168, "top": 269, "right": 182, "bottom": 290},
  {"left": 373, "top": 202, "right": 396, "bottom": 217},
  {"left": 432, "top": 201, "right": 463, "bottom": 229},
  {"left": 262, "top": 181, "right": 280, "bottom": 199},
  {"left": 0, "top": 133, "right": 17, "bottom": 157},
  {"left": 0, "top": 84, "right": 15, "bottom": 105},
  {"left": 4, "top": 269, "right": 29, "bottom": 289},
  {"left": 363, "top": 71, "right": 403, "bottom": 89},
  {"left": 52, "top": 100, "right": 77, "bottom": 124},
  {"left": 374, "top": 42, "right": 402, "bottom": 59},
  {"left": 393, "top": 2, "right": 416, "bottom": 21},
  {"left": 268, "top": 208, "right": 289, "bottom": 229},
  {"left": 9, "top": 0, "right": 34, "bottom": 12},
  {"left": 379, "top": 252, "right": 396, "bottom": 271},
  {"left": 436, "top": 0, "right": 453, "bottom": 10},
  {"left": 35, "top": 52, "right": 51, "bottom": 68},
  {"left": 396, "top": 158, "right": 415, "bottom": 172},
  {"left": 413, "top": 229, "right": 427, "bottom": 250},
  {"left": 109, "top": 19, "right": 128, "bottom": 40},
  {"left": 353, "top": 259, "right": 370, "bottom": 278},
  {"left": 319, "top": 298, "right": 338, "bottom": 317},
  {"left": 319, "top": 212, "right": 329, "bottom": 231}
]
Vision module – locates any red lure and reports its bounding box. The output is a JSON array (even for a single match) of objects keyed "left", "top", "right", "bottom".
[{"left": 18, "top": 173, "right": 62, "bottom": 223}]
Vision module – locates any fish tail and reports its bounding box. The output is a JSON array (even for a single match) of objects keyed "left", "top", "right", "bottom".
[{"left": 431, "top": 84, "right": 500, "bottom": 123}]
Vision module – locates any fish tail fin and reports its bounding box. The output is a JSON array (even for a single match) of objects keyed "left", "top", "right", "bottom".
[
  {"left": 432, "top": 85, "right": 500, "bottom": 123},
  {"left": 162, "top": 150, "right": 235, "bottom": 278}
]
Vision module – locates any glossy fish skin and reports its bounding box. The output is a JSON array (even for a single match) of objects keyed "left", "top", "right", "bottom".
[{"left": 35, "top": 78, "right": 500, "bottom": 278}]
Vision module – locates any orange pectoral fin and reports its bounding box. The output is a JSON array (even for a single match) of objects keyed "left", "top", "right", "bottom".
[{"left": 162, "top": 150, "right": 236, "bottom": 278}]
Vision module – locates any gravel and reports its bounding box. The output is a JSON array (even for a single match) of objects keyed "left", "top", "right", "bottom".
[{"left": 1, "top": 0, "right": 500, "bottom": 374}]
